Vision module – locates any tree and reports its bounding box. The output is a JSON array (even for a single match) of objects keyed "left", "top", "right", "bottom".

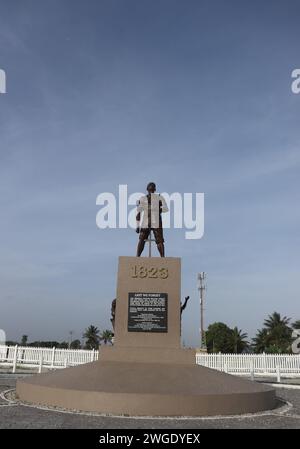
[
  {"left": 292, "top": 320, "right": 300, "bottom": 330},
  {"left": 28, "top": 341, "right": 60, "bottom": 348},
  {"left": 264, "top": 312, "right": 290, "bottom": 330},
  {"left": 83, "top": 325, "right": 100, "bottom": 350},
  {"left": 230, "top": 327, "right": 249, "bottom": 353},
  {"left": 20, "top": 335, "right": 28, "bottom": 346},
  {"left": 252, "top": 312, "right": 292, "bottom": 353},
  {"left": 100, "top": 330, "right": 113, "bottom": 345},
  {"left": 264, "top": 312, "right": 292, "bottom": 352},
  {"left": 252, "top": 328, "right": 269, "bottom": 353},
  {"left": 206, "top": 322, "right": 233, "bottom": 353},
  {"left": 70, "top": 339, "right": 82, "bottom": 349},
  {"left": 6, "top": 340, "right": 18, "bottom": 346}
]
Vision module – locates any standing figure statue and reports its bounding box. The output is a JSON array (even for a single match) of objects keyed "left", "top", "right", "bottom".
[
  {"left": 136, "top": 182, "right": 169, "bottom": 257},
  {"left": 180, "top": 296, "right": 190, "bottom": 335},
  {"left": 180, "top": 296, "right": 190, "bottom": 316},
  {"left": 110, "top": 298, "right": 116, "bottom": 331}
]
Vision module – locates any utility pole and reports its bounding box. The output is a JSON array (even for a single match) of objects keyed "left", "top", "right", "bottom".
[{"left": 197, "top": 272, "right": 206, "bottom": 349}]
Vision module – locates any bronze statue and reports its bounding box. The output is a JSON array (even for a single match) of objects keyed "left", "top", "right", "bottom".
[
  {"left": 180, "top": 296, "right": 190, "bottom": 315},
  {"left": 180, "top": 296, "right": 190, "bottom": 335},
  {"left": 136, "top": 182, "right": 168, "bottom": 257},
  {"left": 110, "top": 298, "right": 116, "bottom": 331}
]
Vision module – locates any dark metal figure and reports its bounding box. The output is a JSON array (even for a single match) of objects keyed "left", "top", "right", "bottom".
[
  {"left": 180, "top": 296, "right": 190, "bottom": 315},
  {"left": 110, "top": 298, "right": 116, "bottom": 331},
  {"left": 180, "top": 296, "right": 190, "bottom": 335},
  {"left": 136, "top": 182, "right": 168, "bottom": 257}
]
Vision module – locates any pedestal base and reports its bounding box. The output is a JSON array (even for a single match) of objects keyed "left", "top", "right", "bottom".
[
  {"left": 16, "top": 358, "right": 276, "bottom": 416},
  {"left": 16, "top": 255, "right": 276, "bottom": 416},
  {"left": 100, "top": 345, "right": 196, "bottom": 364}
]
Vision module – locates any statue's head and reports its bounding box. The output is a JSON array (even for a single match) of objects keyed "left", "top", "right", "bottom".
[{"left": 146, "top": 182, "right": 156, "bottom": 193}]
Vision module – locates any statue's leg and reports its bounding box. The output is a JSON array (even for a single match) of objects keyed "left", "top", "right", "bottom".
[
  {"left": 153, "top": 228, "right": 165, "bottom": 257},
  {"left": 136, "top": 239, "right": 146, "bottom": 257},
  {"left": 157, "top": 242, "right": 165, "bottom": 257},
  {"left": 136, "top": 229, "right": 148, "bottom": 256}
]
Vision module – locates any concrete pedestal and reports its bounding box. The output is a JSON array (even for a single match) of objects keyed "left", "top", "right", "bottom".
[
  {"left": 16, "top": 359, "right": 276, "bottom": 416},
  {"left": 17, "top": 256, "right": 276, "bottom": 416}
]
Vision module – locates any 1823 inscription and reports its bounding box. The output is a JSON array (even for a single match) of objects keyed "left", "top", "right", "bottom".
[
  {"left": 130, "top": 265, "right": 168, "bottom": 279},
  {"left": 128, "top": 292, "right": 168, "bottom": 332}
]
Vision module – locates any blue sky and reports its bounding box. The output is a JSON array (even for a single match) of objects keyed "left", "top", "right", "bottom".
[{"left": 0, "top": 0, "right": 299, "bottom": 346}]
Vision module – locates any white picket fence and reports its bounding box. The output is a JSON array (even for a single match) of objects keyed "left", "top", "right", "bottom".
[
  {"left": 196, "top": 353, "right": 300, "bottom": 379},
  {"left": 0, "top": 345, "right": 300, "bottom": 379},
  {"left": 0, "top": 345, "right": 98, "bottom": 373}
]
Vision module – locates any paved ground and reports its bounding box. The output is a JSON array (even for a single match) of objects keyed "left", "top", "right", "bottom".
[{"left": 0, "top": 376, "right": 300, "bottom": 429}]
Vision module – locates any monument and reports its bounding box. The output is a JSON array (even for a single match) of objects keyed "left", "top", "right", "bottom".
[{"left": 16, "top": 183, "right": 276, "bottom": 416}]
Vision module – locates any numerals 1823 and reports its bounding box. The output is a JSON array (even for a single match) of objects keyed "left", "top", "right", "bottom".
[{"left": 130, "top": 265, "right": 169, "bottom": 279}]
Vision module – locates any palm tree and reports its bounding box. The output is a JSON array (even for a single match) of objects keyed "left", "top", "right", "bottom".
[
  {"left": 83, "top": 325, "right": 100, "bottom": 350},
  {"left": 100, "top": 330, "right": 113, "bottom": 345},
  {"left": 264, "top": 312, "right": 290, "bottom": 330},
  {"left": 231, "top": 327, "right": 249, "bottom": 353},
  {"left": 252, "top": 312, "right": 292, "bottom": 353},
  {"left": 252, "top": 328, "right": 269, "bottom": 353},
  {"left": 265, "top": 312, "right": 292, "bottom": 351},
  {"left": 292, "top": 320, "right": 300, "bottom": 330}
]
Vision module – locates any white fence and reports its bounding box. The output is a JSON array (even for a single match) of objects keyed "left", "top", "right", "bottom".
[
  {"left": 0, "top": 345, "right": 98, "bottom": 373},
  {"left": 196, "top": 353, "right": 300, "bottom": 379},
  {"left": 0, "top": 346, "right": 300, "bottom": 379}
]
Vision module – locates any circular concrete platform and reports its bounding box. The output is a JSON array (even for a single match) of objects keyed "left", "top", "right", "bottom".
[{"left": 16, "top": 361, "right": 276, "bottom": 417}]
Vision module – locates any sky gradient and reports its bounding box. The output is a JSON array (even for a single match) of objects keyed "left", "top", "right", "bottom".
[{"left": 0, "top": 0, "right": 299, "bottom": 346}]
